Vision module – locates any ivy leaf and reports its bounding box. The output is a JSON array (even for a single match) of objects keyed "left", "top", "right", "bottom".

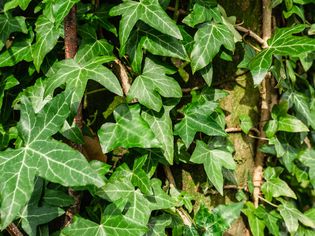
[
  {"left": 145, "top": 214, "right": 172, "bottom": 236},
  {"left": 131, "top": 155, "right": 152, "bottom": 195},
  {"left": 142, "top": 101, "right": 177, "bottom": 164},
  {"left": 190, "top": 22, "right": 235, "bottom": 73},
  {"left": 52, "top": 0, "right": 80, "bottom": 26},
  {"left": 182, "top": 1, "right": 217, "bottom": 27},
  {"left": 98, "top": 104, "right": 160, "bottom": 153},
  {"left": 45, "top": 58, "right": 122, "bottom": 114},
  {"left": 239, "top": 114, "right": 253, "bottom": 134},
  {"left": 33, "top": 15, "right": 60, "bottom": 71},
  {"left": 190, "top": 141, "right": 236, "bottom": 195},
  {"left": 278, "top": 201, "right": 315, "bottom": 233},
  {"left": 0, "top": 31, "right": 33, "bottom": 67},
  {"left": 242, "top": 202, "right": 265, "bottom": 236},
  {"left": 62, "top": 214, "right": 148, "bottom": 236},
  {"left": 0, "top": 75, "right": 19, "bottom": 111},
  {"left": 0, "top": 93, "right": 104, "bottom": 229},
  {"left": 128, "top": 58, "right": 182, "bottom": 112},
  {"left": 0, "top": 12, "right": 28, "bottom": 48},
  {"left": 174, "top": 100, "right": 226, "bottom": 148},
  {"left": 20, "top": 178, "right": 65, "bottom": 236},
  {"left": 110, "top": 0, "right": 182, "bottom": 54},
  {"left": 4, "top": 0, "right": 32, "bottom": 11},
  {"left": 261, "top": 178, "right": 296, "bottom": 200},
  {"left": 249, "top": 25, "right": 315, "bottom": 85},
  {"left": 299, "top": 149, "right": 315, "bottom": 188},
  {"left": 277, "top": 115, "right": 309, "bottom": 132},
  {"left": 43, "top": 189, "right": 75, "bottom": 207}
]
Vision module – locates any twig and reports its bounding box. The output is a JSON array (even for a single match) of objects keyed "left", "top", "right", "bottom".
[
  {"left": 6, "top": 223, "right": 23, "bottom": 236},
  {"left": 113, "top": 59, "right": 131, "bottom": 96},
  {"left": 235, "top": 25, "right": 266, "bottom": 46},
  {"left": 225, "top": 127, "right": 260, "bottom": 135},
  {"left": 167, "top": 6, "right": 187, "bottom": 16},
  {"left": 258, "top": 196, "right": 278, "bottom": 208},
  {"left": 64, "top": 5, "right": 82, "bottom": 226},
  {"left": 163, "top": 165, "right": 176, "bottom": 188},
  {"left": 253, "top": 0, "right": 273, "bottom": 208}
]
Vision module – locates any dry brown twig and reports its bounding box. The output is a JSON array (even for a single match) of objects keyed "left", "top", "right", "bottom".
[{"left": 6, "top": 223, "right": 24, "bottom": 236}]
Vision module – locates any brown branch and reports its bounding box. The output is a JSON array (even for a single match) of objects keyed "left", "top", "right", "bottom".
[
  {"left": 113, "top": 59, "right": 131, "bottom": 96},
  {"left": 6, "top": 223, "right": 23, "bottom": 236},
  {"left": 163, "top": 165, "right": 176, "bottom": 188},
  {"left": 225, "top": 127, "right": 260, "bottom": 135},
  {"left": 63, "top": 5, "right": 81, "bottom": 226},
  {"left": 252, "top": 0, "right": 273, "bottom": 208},
  {"left": 235, "top": 25, "right": 266, "bottom": 46}
]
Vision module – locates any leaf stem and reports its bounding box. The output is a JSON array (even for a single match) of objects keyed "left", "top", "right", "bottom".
[
  {"left": 257, "top": 196, "right": 279, "bottom": 208},
  {"left": 235, "top": 25, "right": 266, "bottom": 46},
  {"left": 173, "top": 0, "right": 180, "bottom": 22},
  {"left": 6, "top": 223, "right": 23, "bottom": 236}
]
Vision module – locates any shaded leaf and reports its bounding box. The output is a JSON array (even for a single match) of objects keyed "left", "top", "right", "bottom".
[
  {"left": 190, "top": 141, "right": 236, "bottom": 195},
  {"left": 145, "top": 214, "right": 172, "bottom": 236}
]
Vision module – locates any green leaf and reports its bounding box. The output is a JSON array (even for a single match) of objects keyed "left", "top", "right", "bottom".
[
  {"left": 0, "top": 93, "right": 103, "bottom": 229},
  {"left": 0, "top": 32, "right": 33, "bottom": 67},
  {"left": 51, "top": 0, "right": 80, "bottom": 26},
  {"left": 45, "top": 58, "right": 122, "bottom": 114},
  {"left": 110, "top": 0, "right": 182, "bottom": 54},
  {"left": 43, "top": 189, "right": 75, "bottom": 207},
  {"left": 190, "top": 22, "right": 235, "bottom": 73},
  {"left": 0, "top": 13, "right": 28, "bottom": 47},
  {"left": 20, "top": 178, "right": 65, "bottom": 236},
  {"left": 98, "top": 104, "right": 160, "bottom": 153},
  {"left": 213, "top": 202, "right": 244, "bottom": 226},
  {"left": 242, "top": 202, "right": 265, "bottom": 236},
  {"left": 182, "top": 1, "right": 217, "bottom": 27},
  {"left": 249, "top": 25, "right": 315, "bottom": 85},
  {"left": 190, "top": 141, "right": 236, "bottom": 195},
  {"left": 277, "top": 115, "right": 309, "bottom": 132},
  {"left": 33, "top": 15, "right": 60, "bottom": 71},
  {"left": 174, "top": 100, "right": 226, "bottom": 148},
  {"left": 62, "top": 215, "right": 148, "bottom": 236},
  {"left": 131, "top": 156, "right": 152, "bottom": 195},
  {"left": 299, "top": 149, "right": 315, "bottom": 188},
  {"left": 142, "top": 101, "right": 177, "bottom": 164},
  {"left": 145, "top": 214, "right": 172, "bottom": 236},
  {"left": 239, "top": 114, "right": 253, "bottom": 134},
  {"left": 0, "top": 75, "right": 19, "bottom": 110},
  {"left": 278, "top": 201, "right": 315, "bottom": 233},
  {"left": 261, "top": 175, "right": 296, "bottom": 201},
  {"left": 4, "top": 0, "right": 32, "bottom": 11},
  {"left": 128, "top": 58, "right": 182, "bottom": 112}
]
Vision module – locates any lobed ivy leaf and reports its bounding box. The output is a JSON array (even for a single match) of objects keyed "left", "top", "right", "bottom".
[
  {"left": 0, "top": 75, "right": 19, "bottom": 111},
  {"left": 190, "top": 22, "right": 235, "bottom": 73},
  {"left": 110, "top": 0, "right": 182, "bottom": 54},
  {"left": 261, "top": 178, "right": 296, "bottom": 200},
  {"left": 239, "top": 114, "right": 253, "bottom": 134},
  {"left": 174, "top": 100, "right": 226, "bottom": 148},
  {"left": 52, "top": 0, "right": 80, "bottom": 26},
  {"left": 33, "top": 15, "right": 60, "bottom": 71},
  {"left": 0, "top": 93, "right": 104, "bottom": 229},
  {"left": 0, "top": 12, "right": 28, "bottom": 49},
  {"left": 190, "top": 140, "right": 236, "bottom": 195},
  {"left": 242, "top": 202, "right": 265, "bottom": 236},
  {"left": 45, "top": 57, "right": 122, "bottom": 114},
  {"left": 43, "top": 189, "right": 75, "bottom": 207},
  {"left": 278, "top": 201, "right": 315, "bottom": 233},
  {"left": 128, "top": 58, "right": 182, "bottom": 112},
  {"left": 142, "top": 102, "right": 177, "bottom": 164},
  {"left": 249, "top": 25, "right": 315, "bottom": 85},
  {"left": 98, "top": 104, "right": 160, "bottom": 153},
  {"left": 62, "top": 214, "right": 147, "bottom": 236},
  {"left": 0, "top": 31, "right": 33, "bottom": 67},
  {"left": 277, "top": 114, "right": 309, "bottom": 132}
]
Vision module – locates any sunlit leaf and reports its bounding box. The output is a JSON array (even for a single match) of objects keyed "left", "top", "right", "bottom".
[{"left": 0, "top": 93, "right": 103, "bottom": 229}]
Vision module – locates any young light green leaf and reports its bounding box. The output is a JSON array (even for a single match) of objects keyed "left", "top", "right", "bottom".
[
  {"left": 182, "top": 1, "right": 216, "bottom": 27},
  {"left": 239, "top": 114, "right": 253, "bottom": 134},
  {"left": 110, "top": 0, "right": 182, "bottom": 54},
  {"left": 98, "top": 104, "right": 160, "bottom": 153},
  {"left": 4, "top": 0, "right": 32, "bottom": 11},
  {"left": 0, "top": 13, "right": 28, "bottom": 47},
  {"left": 242, "top": 202, "right": 266, "bottom": 236},
  {"left": 278, "top": 201, "right": 315, "bottom": 233},
  {"left": 277, "top": 115, "right": 309, "bottom": 132},
  {"left": 190, "top": 141, "right": 236, "bottom": 195},
  {"left": 0, "top": 93, "right": 104, "bottom": 229},
  {"left": 45, "top": 58, "right": 122, "bottom": 114},
  {"left": 249, "top": 25, "right": 315, "bottom": 85},
  {"left": 145, "top": 214, "right": 172, "bottom": 236},
  {"left": 33, "top": 15, "right": 60, "bottom": 71},
  {"left": 174, "top": 100, "right": 226, "bottom": 148},
  {"left": 128, "top": 58, "right": 182, "bottom": 112},
  {"left": 190, "top": 22, "right": 235, "bottom": 73},
  {"left": 261, "top": 178, "right": 296, "bottom": 201},
  {"left": 142, "top": 102, "right": 177, "bottom": 164}
]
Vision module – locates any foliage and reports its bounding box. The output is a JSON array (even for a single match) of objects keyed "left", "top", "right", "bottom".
[{"left": 0, "top": 0, "right": 314, "bottom": 235}]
